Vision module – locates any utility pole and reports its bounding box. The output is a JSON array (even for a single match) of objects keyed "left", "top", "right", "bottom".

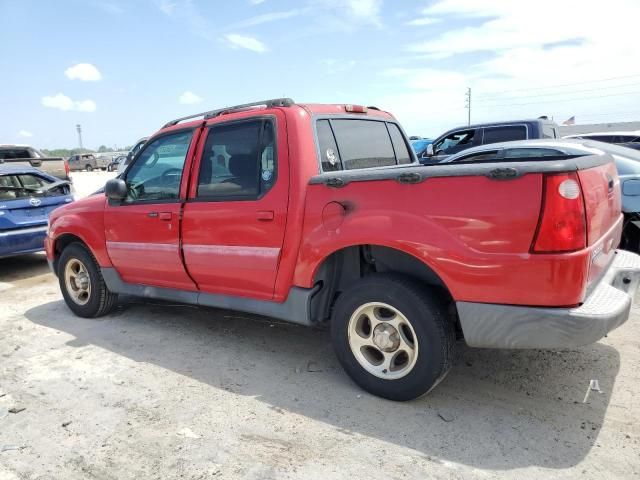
[
  {"left": 76, "top": 124, "right": 83, "bottom": 150},
  {"left": 464, "top": 87, "right": 471, "bottom": 126}
]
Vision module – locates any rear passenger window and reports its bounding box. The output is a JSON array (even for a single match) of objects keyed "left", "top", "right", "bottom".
[
  {"left": 482, "top": 126, "right": 527, "bottom": 145},
  {"left": 317, "top": 120, "right": 342, "bottom": 171},
  {"left": 0, "top": 149, "right": 31, "bottom": 160},
  {"left": 387, "top": 123, "right": 412, "bottom": 165},
  {"left": 316, "top": 119, "right": 411, "bottom": 171},
  {"left": 197, "top": 120, "right": 276, "bottom": 200}
]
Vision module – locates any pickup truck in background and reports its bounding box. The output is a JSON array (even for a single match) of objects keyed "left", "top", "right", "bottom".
[
  {"left": 45, "top": 99, "right": 640, "bottom": 401},
  {"left": 420, "top": 117, "right": 560, "bottom": 164},
  {"left": 68, "top": 153, "right": 110, "bottom": 172},
  {"left": 0, "top": 144, "right": 70, "bottom": 181}
]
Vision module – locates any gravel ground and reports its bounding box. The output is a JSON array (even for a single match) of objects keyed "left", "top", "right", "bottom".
[{"left": 0, "top": 173, "right": 639, "bottom": 479}]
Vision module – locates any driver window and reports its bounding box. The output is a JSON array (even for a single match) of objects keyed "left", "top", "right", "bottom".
[
  {"left": 435, "top": 130, "right": 475, "bottom": 154},
  {"left": 124, "top": 131, "right": 193, "bottom": 202}
]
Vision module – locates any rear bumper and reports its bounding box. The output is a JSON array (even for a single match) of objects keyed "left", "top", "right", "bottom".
[
  {"left": 0, "top": 226, "right": 47, "bottom": 258},
  {"left": 457, "top": 249, "right": 640, "bottom": 349}
]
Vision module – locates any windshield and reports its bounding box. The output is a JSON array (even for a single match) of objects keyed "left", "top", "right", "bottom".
[{"left": 0, "top": 173, "right": 70, "bottom": 199}]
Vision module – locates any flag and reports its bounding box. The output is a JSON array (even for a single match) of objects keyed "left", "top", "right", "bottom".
[{"left": 563, "top": 116, "right": 575, "bottom": 125}]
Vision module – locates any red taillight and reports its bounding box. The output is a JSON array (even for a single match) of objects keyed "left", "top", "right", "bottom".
[
  {"left": 64, "top": 159, "right": 70, "bottom": 176},
  {"left": 531, "top": 172, "right": 586, "bottom": 253},
  {"left": 345, "top": 104, "right": 368, "bottom": 113}
]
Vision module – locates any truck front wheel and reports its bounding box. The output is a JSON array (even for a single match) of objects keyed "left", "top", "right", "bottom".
[
  {"left": 85, "top": 165, "right": 93, "bottom": 172},
  {"left": 331, "top": 274, "right": 455, "bottom": 401},
  {"left": 58, "top": 243, "right": 118, "bottom": 318}
]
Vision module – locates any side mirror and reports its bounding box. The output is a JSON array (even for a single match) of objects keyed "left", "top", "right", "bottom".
[
  {"left": 425, "top": 144, "right": 434, "bottom": 156},
  {"left": 105, "top": 178, "right": 127, "bottom": 201}
]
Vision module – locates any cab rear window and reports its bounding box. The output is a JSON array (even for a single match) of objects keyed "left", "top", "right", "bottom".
[{"left": 316, "top": 119, "right": 413, "bottom": 171}]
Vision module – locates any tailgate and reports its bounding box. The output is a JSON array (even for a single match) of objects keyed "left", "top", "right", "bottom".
[{"left": 577, "top": 160, "right": 622, "bottom": 287}]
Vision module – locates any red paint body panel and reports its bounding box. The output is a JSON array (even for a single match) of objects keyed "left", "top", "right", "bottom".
[
  {"left": 292, "top": 173, "right": 618, "bottom": 307},
  {"left": 46, "top": 195, "right": 112, "bottom": 267},
  {"left": 102, "top": 125, "right": 202, "bottom": 290},
  {"left": 47, "top": 102, "right": 623, "bottom": 310},
  {"left": 181, "top": 109, "right": 290, "bottom": 299},
  {"left": 103, "top": 202, "right": 195, "bottom": 289},
  {"left": 577, "top": 162, "right": 622, "bottom": 287}
]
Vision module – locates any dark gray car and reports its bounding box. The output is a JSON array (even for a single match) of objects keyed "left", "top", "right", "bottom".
[{"left": 420, "top": 118, "right": 559, "bottom": 164}]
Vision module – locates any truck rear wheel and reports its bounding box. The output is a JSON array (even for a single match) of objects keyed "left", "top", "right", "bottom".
[
  {"left": 331, "top": 274, "right": 455, "bottom": 401},
  {"left": 58, "top": 243, "right": 118, "bottom": 318}
]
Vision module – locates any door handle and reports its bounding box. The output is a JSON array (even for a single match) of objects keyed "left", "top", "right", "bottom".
[
  {"left": 147, "top": 211, "right": 172, "bottom": 221},
  {"left": 257, "top": 210, "right": 274, "bottom": 221}
]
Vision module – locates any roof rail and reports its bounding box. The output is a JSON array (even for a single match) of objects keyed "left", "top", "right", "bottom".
[{"left": 162, "top": 98, "right": 295, "bottom": 129}]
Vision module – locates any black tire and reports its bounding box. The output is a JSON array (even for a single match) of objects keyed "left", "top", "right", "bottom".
[
  {"left": 85, "top": 165, "right": 93, "bottom": 172},
  {"left": 58, "top": 242, "right": 118, "bottom": 318},
  {"left": 331, "top": 273, "right": 455, "bottom": 401}
]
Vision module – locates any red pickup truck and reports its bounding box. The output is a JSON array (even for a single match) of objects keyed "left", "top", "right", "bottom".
[{"left": 45, "top": 98, "right": 640, "bottom": 401}]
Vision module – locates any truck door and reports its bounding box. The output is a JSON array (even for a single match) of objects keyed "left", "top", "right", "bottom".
[
  {"left": 181, "top": 113, "right": 289, "bottom": 300},
  {"left": 103, "top": 129, "right": 198, "bottom": 290}
]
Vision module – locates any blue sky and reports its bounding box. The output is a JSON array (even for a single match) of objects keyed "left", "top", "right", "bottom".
[{"left": 1, "top": 0, "right": 639, "bottom": 149}]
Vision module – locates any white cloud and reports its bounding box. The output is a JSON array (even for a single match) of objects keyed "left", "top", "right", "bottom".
[
  {"left": 387, "top": 0, "right": 640, "bottom": 135},
  {"left": 316, "top": 0, "right": 383, "bottom": 26},
  {"left": 224, "top": 34, "right": 268, "bottom": 53},
  {"left": 249, "top": 0, "right": 266, "bottom": 4},
  {"left": 159, "top": 0, "right": 176, "bottom": 15},
  {"left": 156, "top": 0, "right": 215, "bottom": 41},
  {"left": 323, "top": 58, "right": 357, "bottom": 75},
  {"left": 18, "top": 130, "right": 33, "bottom": 137},
  {"left": 228, "top": 9, "right": 304, "bottom": 29},
  {"left": 179, "top": 90, "right": 203, "bottom": 104},
  {"left": 346, "top": 0, "right": 382, "bottom": 22},
  {"left": 41, "top": 93, "right": 97, "bottom": 112},
  {"left": 406, "top": 17, "right": 440, "bottom": 26},
  {"left": 64, "top": 63, "right": 102, "bottom": 81}
]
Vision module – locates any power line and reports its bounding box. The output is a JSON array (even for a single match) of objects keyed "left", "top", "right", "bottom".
[
  {"left": 574, "top": 110, "right": 640, "bottom": 119},
  {"left": 476, "top": 90, "right": 640, "bottom": 108},
  {"left": 476, "top": 82, "right": 640, "bottom": 104},
  {"left": 477, "top": 73, "right": 640, "bottom": 99}
]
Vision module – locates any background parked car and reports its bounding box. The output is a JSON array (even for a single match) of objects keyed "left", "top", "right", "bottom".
[
  {"left": 68, "top": 153, "right": 110, "bottom": 172},
  {"left": 437, "top": 138, "right": 640, "bottom": 252},
  {"left": 420, "top": 117, "right": 559, "bottom": 164},
  {"left": 117, "top": 137, "right": 148, "bottom": 174},
  {"left": 563, "top": 131, "right": 640, "bottom": 151},
  {"left": 0, "top": 144, "right": 70, "bottom": 181},
  {"left": 410, "top": 138, "right": 434, "bottom": 157},
  {"left": 0, "top": 164, "right": 73, "bottom": 258},
  {"left": 108, "top": 155, "right": 126, "bottom": 172}
]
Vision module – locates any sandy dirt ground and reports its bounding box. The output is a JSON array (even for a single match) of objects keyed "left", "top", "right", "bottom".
[{"left": 0, "top": 172, "right": 639, "bottom": 479}]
